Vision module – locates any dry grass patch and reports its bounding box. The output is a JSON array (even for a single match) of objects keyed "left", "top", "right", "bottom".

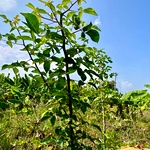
[{"left": 120, "top": 145, "right": 150, "bottom": 150}]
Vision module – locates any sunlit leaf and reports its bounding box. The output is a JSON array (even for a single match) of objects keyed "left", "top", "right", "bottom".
[
  {"left": 62, "top": 0, "right": 71, "bottom": 6},
  {"left": 36, "top": 8, "right": 48, "bottom": 14},
  {"left": 17, "top": 36, "right": 32, "bottom": 41},
  {"left": 78, "top": 0, "right": 82, "bottom": 6},
  {"left": 26, "top": 3, "right": 35, "bottom": 10},
  {"left": 83, "top": 8, "right": 98, "bottom": 16},
  {"left": 11, "top": 87, "right": 22, "bottom": 97},
  {"left": 92, "top": 25, "right": 101, "bottom": 31},
  {"left": 21, "top": 13, "right": 39, "bottom": 34},
  {"left": 145, "top": 84, "right": 150, "bottom": 89},
  {"left": 66, "top": 11, "right": 76, "bottom": 20}
]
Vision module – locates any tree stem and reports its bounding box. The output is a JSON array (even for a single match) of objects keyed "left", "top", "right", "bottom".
[{"left": 60, "top": 13, "right": 74, "bottom": 149}]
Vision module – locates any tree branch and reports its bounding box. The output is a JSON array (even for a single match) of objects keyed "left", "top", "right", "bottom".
[
  {"left": 16, "top": 27, "right": 50, "bottom": 90},
  {"left": 62, "top": 0, "right": 78, "bottom": 15}
]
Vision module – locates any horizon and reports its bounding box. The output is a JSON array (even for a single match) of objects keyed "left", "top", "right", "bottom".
[{"left": 0, "top": 0, "right": 150, "bottom": 93}]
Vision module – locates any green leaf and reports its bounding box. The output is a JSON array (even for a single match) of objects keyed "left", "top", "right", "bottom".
[
  {"left": 64, "top": 57, "right": 75, "bottom": 65},
  {"left": 88, "top": 82, "right": 97, "bottom": 89},
  {"left": 85, "top": 69, "right": 100, "bottom": 78},
  {"left": 81, "top": 103, "right": 87, "bottom": 113},
  {"left": 78, "top": 0, "right": 82, "bottom": 5},
  {"left": 47, "top": 32, "right": 64, "bottom": 41},
  {"left": 51, "top": 115, "right": 56, "bottom": 126},
  {"left": 43, "top": 49, "right": 50, "bottom": 57},
  {"left": 51, "top": 56, "right": 62, "bottom": 63},
  {"left": 21, "top": 13, "right": 39, "bottom": 34},
  {"left": 5, "top": 78, "right": 14, "bottom": 85},
  {"left": 6, "top": 40, "right": 12, "bottom": 47},
  {"left": 145, "top": 84, "right": 150, "bottom": 89},
  {"left": 44, "top": 1, "right": 56, "bottom": 12},
  {"left": 81, "top": 32, "right": 85, "bottom": 38},
  {"left": 8, "top": 34, "right": 16, "bottom": 41},
  {"left": 55, "top": 127, "right": 61, "bottom": 135},
  {"left": 17, "top": 36, "right": 32, "bottom": 41},
  {"left": 78, "top": 7, "right": 83, "bottom": 18},
  {"left": 72, "top": 14, "right": 81, "bottom": 30},
  {"left": 57, "top": 4, "right": 63, "bottom": 10},
  {"left": 86, "top": 146, "right": 92, "bottom": 150},
  {"left": 13, "top": 67, "right": 19, "bottom": 75},
  {"left": 0, "top": 33, "right": 2, "bottom": 40},
  {"left": 62, "top": 0, "right": 71, "bottom": 5},
  {"left": 86, "top": 29, "right": 100, "bottom": 43},
  {"left": 92, "top": 25, "right": 101, "bottom": 31},
  {"left": 8, "top": 99, "right": 22, "bottom": 104},
  {"left": 41, "top": 115, "right": 51, "bottom": 122},
  {"left": 110, "top": 98, "right": 119, "bottom": 105},
  {"left": 66, "top": 12, "right": 75, "bottom": 20},
  {"left": 44, "top": 61, "right": 50, "bottom": 73},
  {"left": 77, "top": 68, "right": 86, "bottom": 81},
  {"left": 83, "top": 22, "right": 92, "bottom": 32},
  {"left": 83, "top": 8, "right": 98, "bottom": 16},
  {"left": 0, "top": 101, "right": 9, "bottom": 109},
  {"left": 0, "top": 14, "right": 8, "bottom": 20},
  {"left": 97, "top": 144, "right": 102, "bottom": 149},
  {"left": 11, "top": 87, "right": 22, "bottom": 97},
  {"left": 26, "top": 3, "right": 35, "bottom": 10},
  {"left": 36, "top": 8, "right": 48, "bottom": 14},
  {"left": 68, "top": 66, "right": 77, "bottom": 74},
  {"left": 2, "top": 64, "right": 11, "bottom": 70},
  {"left": 78, "top": 80, "right": 85, "bottom": 86}
]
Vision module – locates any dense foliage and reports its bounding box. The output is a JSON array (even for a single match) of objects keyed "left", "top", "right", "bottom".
[{"left": 0, "top": 0, "right": 150, "bottom": 149}]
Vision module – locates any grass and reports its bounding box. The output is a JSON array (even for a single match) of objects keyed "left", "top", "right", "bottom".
[{"left": 0, "top": 102, "right": 150, "bottom": 149}]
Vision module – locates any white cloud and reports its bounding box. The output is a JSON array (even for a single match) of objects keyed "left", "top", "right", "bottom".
[
  {"left": 121, "top": 81, "right": 133, "bottom": 92},
  {"left": 0, "top": 42, "right": 29, "bottom": 76},
  {"left": 93, "top": 16, "right": 101, "bottom": 26},
  {"left": 0, "top": 42, "right": 28, "bottom": 64},
  {"left": 0, "top": 42, "right": 59, "bottom": 77},
  {"left": 0, "top": 0, "right": 17, "bottom": 11}
]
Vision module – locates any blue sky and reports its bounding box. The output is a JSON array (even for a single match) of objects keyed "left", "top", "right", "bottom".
[{"left": 0, "top": 0, "right": 150, "bottom": 93}]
